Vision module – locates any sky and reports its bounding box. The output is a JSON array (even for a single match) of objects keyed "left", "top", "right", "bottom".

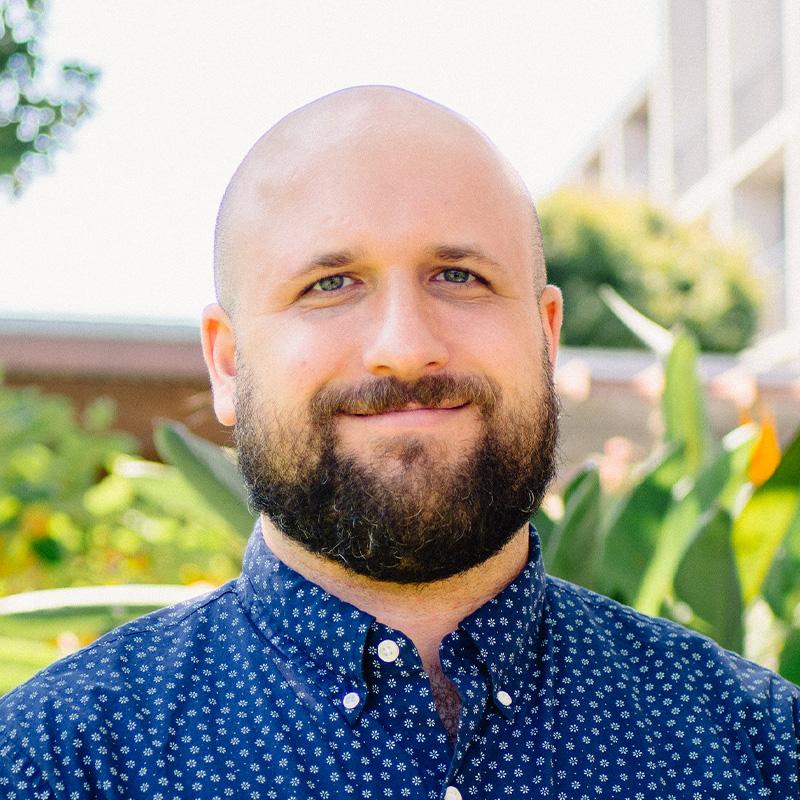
[{"left": 0, "top": 1, "right": 662, "bottom": 324}]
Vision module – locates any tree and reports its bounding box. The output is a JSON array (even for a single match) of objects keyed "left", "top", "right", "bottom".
[
  {"left": 0, "top": 0, "right": 98, "bottom": 195},
  {"left": 540, "top": 190, "right": 761, "bottom": 352}
]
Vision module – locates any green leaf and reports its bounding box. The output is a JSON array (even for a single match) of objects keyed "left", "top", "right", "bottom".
[
  {"left": 634, "top": 431, "right": 753, "bottom": 615},
  {"left": 0, "top": 635, "right": 62, "bottom": 696},
  {"left": 674, "top": 507, "right": 743, "bottom": 653},
  {"left": 733, "top": 426, "right": 800, "bottom": 604},
  {"left": 761, "top": 504, "right": 800, "bottom": 621},
  {"left": 530, "top": 507, "right": 556, "bottom": 554},
  {"left": 115, "top": 458, "right": 236, "bottom": 531},
  {"left": 663, "top": 333, "right": 708, "bottom": 474},
  {"left": 545, "top": 465, "right": 602, "bottom": 590},
  {"left": 543, "top": 465, "right": 594, "bottom": 565},
  {"left": 778, "top": 625, "right": 800, "bottom": 685},
  {"left": 153, "top": 421, "right": 254, "bottom": 538},
  {"left": 598, "top": 284, "right": 674, "bottom": 356},
  {"left": 599, "top": 444, "right": 684, "bottom": 604},
  {"left": 30, "top": 536, "right": 63, "bottom": 564}
]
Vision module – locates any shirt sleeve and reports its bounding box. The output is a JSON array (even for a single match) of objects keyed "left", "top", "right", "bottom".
[{"left": 0, "top": 746, "right": 56, "bottom": 800}]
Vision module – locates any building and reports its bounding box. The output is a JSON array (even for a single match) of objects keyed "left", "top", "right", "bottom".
[{"left": 566, "top": 0, "right": 800, "bottom": 336}]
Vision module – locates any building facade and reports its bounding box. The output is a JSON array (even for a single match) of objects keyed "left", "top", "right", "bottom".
[{"left": 567, "top": 0, "right": 800, "bottom": 336}]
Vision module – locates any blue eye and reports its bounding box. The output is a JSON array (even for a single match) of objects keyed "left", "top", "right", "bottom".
[
  {"left": 438, "top": 268, "right": 475, "bottom": 283},
  {"left": 312, "top": 275, "right": 354, "bottom": 292}
]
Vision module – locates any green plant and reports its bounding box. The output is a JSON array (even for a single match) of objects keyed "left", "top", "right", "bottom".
[
  {"left": 540, "top": 190, "right": 761, "bottom": 352},
  {"left": 0, "top": 382, "right": 247, "bottom": 595},
  {"left": 534, "top": 292, "right": 800, "bottom": 677}
]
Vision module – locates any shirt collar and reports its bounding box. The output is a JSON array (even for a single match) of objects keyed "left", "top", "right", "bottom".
[
  {"left": 456, "top": 525, "right": 547, "bottom": 711},
  {"left": 236, "top": 517, "right": 374, "bottom": 685},
  {"left": 236, "top": 519, "right": 547, "bottom": 697}
]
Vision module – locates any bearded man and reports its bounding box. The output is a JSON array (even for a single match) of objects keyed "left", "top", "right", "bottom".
[{"left": 1, "top": 86, "right": 798, "bottom": 799}]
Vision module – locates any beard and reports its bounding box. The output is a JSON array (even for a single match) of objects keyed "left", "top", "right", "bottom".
[{"left": 234, "top": 353, "right": 560, "bottom": 584}]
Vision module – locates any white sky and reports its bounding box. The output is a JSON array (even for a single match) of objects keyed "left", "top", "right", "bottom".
[{"left": 0, "top": 1, "right": 661, "bottom": 324}]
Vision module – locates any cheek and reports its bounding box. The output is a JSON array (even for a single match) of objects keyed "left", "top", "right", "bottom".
[
  {"left": 462, "top": 308, "right": 539, "bottom": 372},
  {"left": 252, "top": 319, "right": 355, "bottom": 406}
]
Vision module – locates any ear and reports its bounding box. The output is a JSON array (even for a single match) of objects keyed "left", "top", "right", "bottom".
[
  {"left": 538, "top": 284, "right": 563, "bottom": 370},
  {"left": 201, "top": 303, "right": 237, "bottom": 426}
]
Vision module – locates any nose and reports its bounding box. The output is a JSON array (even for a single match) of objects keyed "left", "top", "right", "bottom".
[{"left": 361, "top": 279, "right": 449, "bottom": 380}]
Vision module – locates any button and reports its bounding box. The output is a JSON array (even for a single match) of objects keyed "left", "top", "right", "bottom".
[
  {"left": 377, "top": 639, "right": 400, "bottom": 663},
  {"left": 444, "top": 786, "right": 463, "bottom": 800},
  {"left": 496, "top": 690, "right": 513, "bottom": 707},
  {"left": 342, "top": 691, "right": 361, "bottom": 710}
]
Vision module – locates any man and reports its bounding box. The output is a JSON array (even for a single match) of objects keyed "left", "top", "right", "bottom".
[{"left": 1, "top": 86, "right": 798, "bottom": 799}]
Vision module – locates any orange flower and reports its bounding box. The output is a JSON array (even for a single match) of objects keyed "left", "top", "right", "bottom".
[{"left": 748, "top": 411, "right": 781, "bottom": 487}]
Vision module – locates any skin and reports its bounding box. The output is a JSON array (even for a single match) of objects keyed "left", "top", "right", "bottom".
[{"left": 201, "top": 86, "right": 562, "bottom": 685}]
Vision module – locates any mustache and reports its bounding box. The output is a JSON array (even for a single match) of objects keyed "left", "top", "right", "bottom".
[{"left": 309, "top": 373, "right": 500, "bottom": 417}]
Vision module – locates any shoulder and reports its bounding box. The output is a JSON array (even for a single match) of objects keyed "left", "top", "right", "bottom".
[
  {"left": 0, "top": 582, "right": 239, "bottom": 753},
  {"left": 0, "top": 582, "right": 243, "bottom": 796},
  {"left": 544, "top": 574, "right": 800, "bottom": 712}
]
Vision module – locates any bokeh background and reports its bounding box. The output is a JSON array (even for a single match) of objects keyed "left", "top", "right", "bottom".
[{"left": 0, "top": 0, "right": 798, "bottom": 693}]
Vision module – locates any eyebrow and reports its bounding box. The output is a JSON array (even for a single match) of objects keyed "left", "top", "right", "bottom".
[
  {"left": 287, "top": 243, "right": 505, "bottom": 286},
  {"left": 286, "top": 249, "right": 362, "bottom": 285},
  {"left": 429, "top": 245, "right": 503, "bottom": 269}
]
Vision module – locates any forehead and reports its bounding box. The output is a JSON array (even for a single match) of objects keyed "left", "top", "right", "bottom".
[{"left": 225, "top": 122, "right": 534, "bottom": 290}]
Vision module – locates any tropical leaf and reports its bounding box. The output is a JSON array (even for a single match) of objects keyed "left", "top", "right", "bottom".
[
  {"left": 545, "top": 465, "right": 603, "bottom": 591},
  {"left": 530, "top": 507, "right": 556, "bottom": 554},
  {"left": 674, "top": 507, "right": 743, "bottom": 653},
  {"left": 634, "top": 427, "right": 756, "bottom": 616},
  {"left": 598, "top": 284, "right": 674, "bottom": 356},
  {"left": 663, "top": 334, "right": 708, "bottom": 474},
  {"left": 733, "top": 426, "right": 800, "bottom": 604},
  {"left": 153, "top": 420, "right": 254, "bottom": 538},
  {"left": 759, "top": 503, "right": 800, "bottom": 622},
  {"left": 599, "top": 444, "right": 684, "bottom": 604},
  {"left": 778, "top": 625, "right": 800, "bottom": 686},
  {"left": 0, "top": 583, "right": 211, "bottom": 617}
]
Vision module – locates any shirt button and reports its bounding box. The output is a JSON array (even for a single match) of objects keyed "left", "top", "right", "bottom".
[
  {"left": 496, "top": 690, "right": 513, "bottom": 707},
  {"left": 342, "top": 691, "right": 361, "bottom": 710},
  {"left": 377, "top": 639, "right": 400, "bottom": 663},
  {"left": 444, "top": 786, "right": 463, "bottom": 800}
]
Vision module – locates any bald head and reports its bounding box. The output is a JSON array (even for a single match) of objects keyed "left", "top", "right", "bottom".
[{"left": 213, "top": 85, "right": 546, "bottom": 319}]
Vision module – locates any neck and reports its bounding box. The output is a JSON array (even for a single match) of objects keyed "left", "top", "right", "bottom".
[{"left": 259, "top": 514, "right": 530, "bottom": 673}]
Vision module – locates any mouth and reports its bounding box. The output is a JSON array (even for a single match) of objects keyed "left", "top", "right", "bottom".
[
  {"left": 350, "top": 402, "right": 469, "bottom": 415},
  {"left": 341, "top": 402, "right": 471, "bottom": 427}
]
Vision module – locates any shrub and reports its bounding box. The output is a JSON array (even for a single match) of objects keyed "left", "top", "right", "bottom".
[
  {"left": 539, "top": 190, "right": 761, "bottom": 351},
  {"left": 0, "top": 381, "right": 245, "bottom": 596}
]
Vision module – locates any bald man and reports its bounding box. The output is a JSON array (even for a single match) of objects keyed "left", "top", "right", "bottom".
[{"left": 1, "top": 86, "right": 799, "bottom": 799}]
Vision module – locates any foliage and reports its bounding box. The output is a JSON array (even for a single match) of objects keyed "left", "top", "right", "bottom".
[
  {"left": 0, "top": 0, "right": 99, "bottom": 194},
  {"left": 533, "top": 302, "right": 800, "bottom": 675},
  {"left": 539, "top": 190, "right": 761, "bottom": 352},
  {"left": 153, "top": 420, "right": 254, "bottom": 538},
  {"left": 0, "top": 382, "right": 246, "bottom": 598}
]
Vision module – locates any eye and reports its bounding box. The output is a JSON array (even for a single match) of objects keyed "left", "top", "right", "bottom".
[
  {"left": 434, "top": 267, "right": 480, "bottom": 284},
  {"left": 308, "top": 274, "right": 356, "bottom": 293}
]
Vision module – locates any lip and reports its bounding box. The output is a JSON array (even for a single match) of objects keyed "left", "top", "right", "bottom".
[{"left": 343, "top": 403, "right": 470, "bottom": 427}]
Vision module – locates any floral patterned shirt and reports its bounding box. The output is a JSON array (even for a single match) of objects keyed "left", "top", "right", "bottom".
[{"left": 1, "top": 521, "right": 799, "bottom": 799}]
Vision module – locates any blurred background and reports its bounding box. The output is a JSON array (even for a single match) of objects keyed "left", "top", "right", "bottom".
[{"left": 0, "top": 0, "right": 798, "bottom": 692}]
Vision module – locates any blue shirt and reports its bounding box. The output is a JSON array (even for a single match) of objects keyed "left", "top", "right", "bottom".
[{"left": 1, "top": 522, "right": 799, "bottom": 799}]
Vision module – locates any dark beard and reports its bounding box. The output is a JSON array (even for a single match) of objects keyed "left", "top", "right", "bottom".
[{"left": 234, "top": 358, "right": 560, "bottom": 583}]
